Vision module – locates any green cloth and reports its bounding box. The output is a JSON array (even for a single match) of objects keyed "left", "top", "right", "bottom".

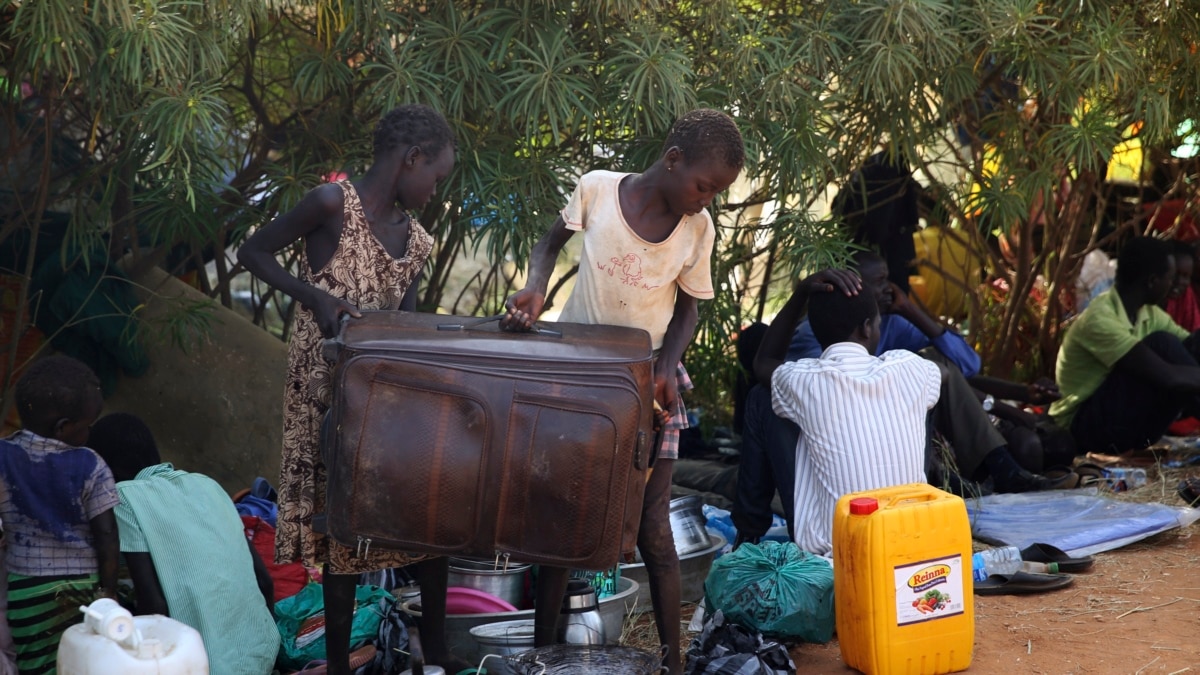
[
  {"left": 7, "top": 572, "right": 95, "bottom": 675},
  {"left": 1050, "top": 287, "right": 1188, "bottom": 428},
  {"left": 115, "top": 464, "right": 278, "bottom": 675}
]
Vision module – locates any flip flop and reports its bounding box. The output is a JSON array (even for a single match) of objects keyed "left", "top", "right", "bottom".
[
  {"left": 1035, "top": 467, "right": 1082, "bottom": 490},
  {"left": 1178, "top": 477, "right": 1200, "bottom": 507},
  {"left": 1019, "top": 542, "right": 1095, "bottom": 573},
  {"left": 973, "top": 571, "right": 1074, "bottom": 596},
  {"left": 1072, "top": 462, "right": 1107, "bottom": 488}
]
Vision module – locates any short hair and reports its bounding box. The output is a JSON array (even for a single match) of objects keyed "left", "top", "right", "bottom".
[
  {"left": 88, "top": 413, "right": 161, "bottom": 482},
  {"left": 851, "top": 249, "right": 886, "bottom": 271},
  {"left": 1116, "top": 236, "right": 1173, "bottom": 287},
  {"left": 372, "top": 104, "right": 455, "bottom": 162},
  {"left": 15, "top": 355, "right": 101, "bottom": 430},
  {"left": 663, "top": 109, "right": 745, "bottom": 171},
  {"left": 809, "top": 288, "right": 880, "bottom": 350}
]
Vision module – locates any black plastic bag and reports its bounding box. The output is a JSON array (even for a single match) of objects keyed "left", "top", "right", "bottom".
[{"left": 683, "top": 610, "right": 796, "bottom": 675}]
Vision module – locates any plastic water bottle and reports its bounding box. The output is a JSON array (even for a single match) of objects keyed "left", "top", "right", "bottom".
[
  {"left": 972, "top": 547, "right": 1061, "bottom": 581},
  {"left": 1104, "top": 467, "right": 1147, "bottom": 492},
  {"left": 971, "top": 546, "right": 1022, "bottom": 581},
  {"left": 1020, "top": 561, "right": 1059, "bottom": 574}
]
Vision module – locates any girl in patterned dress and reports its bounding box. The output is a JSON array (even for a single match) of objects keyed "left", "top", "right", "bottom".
[{"left": 238, "top": 105, "right": 458, "bottom": 675}]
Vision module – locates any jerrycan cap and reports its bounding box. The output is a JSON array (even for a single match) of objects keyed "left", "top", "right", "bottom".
[{"left": 849, "top": 497, "right": 878, "bottom": 515}]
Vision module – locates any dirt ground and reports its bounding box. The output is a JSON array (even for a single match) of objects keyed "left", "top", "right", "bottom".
[
  {"left": 627, "top": 466, "right": 1200, "bottom": 674},
  {"left": 789, "top": 523, "right": 1200, "bottom": 674}
]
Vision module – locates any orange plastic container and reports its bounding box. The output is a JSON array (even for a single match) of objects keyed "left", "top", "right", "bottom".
[{"left": 833, "top": 483, "right": 974, "bottom": 675}]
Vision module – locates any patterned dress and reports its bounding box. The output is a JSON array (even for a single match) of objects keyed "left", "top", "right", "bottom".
[{"left": 275, "top": 180, "right": 434, "bottom": 574}]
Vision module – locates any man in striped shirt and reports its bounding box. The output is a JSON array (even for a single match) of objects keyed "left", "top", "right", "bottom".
[{"left": 754, "top": 269, "right": 942, "bottom": 556}]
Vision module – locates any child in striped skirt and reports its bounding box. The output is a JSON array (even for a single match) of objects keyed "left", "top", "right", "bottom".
[{"left": 0, "top": 356, "right": 118, "bottom": 674}]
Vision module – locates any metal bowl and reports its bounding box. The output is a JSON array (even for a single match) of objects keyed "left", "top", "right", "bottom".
[
  {"left": 404, "top": 576, "right": 641, "bottom": 663},
  {"left": 468, "top": 619, "right": 536, "bottom": 659},
  {"left": 619, "top": 533, "right": 725, "bottom": 614}
]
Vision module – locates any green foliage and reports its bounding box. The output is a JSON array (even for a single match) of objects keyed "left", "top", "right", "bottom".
[{"left": 6, "top": 0, "right": 1200, "bottom": 421}]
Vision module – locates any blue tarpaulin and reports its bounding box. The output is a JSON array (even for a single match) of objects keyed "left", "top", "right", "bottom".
[{"left": 966, "top": 489, "right": 1199, "bottom": 558}]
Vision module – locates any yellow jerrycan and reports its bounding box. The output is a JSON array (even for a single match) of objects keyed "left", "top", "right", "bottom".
[{"left": 833, "top": 483, "right": 974, "bottom": 675}]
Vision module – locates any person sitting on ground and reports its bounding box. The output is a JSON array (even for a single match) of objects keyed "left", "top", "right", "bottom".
[
  {"left": 754, "top": 269, "right": 940, "bottom": 556},
  {"left": 791, "top": 252, "right": 1072, "bottom": 476},
  {"left": 1165, "top": 240, "right": 1200, "bottom": 331},
  {"left": 733, "top": 253, "right": 1074, "bottom": 546},
  {"left": 1051, "top": 236, "right": 1200, "bottom": 455},
  {"left": 87, "top": 412, "right": 279, "bottom": 675},
  {"left": 0, "top": 356, "right": 118, "bottom": 674},
  {"left": 790, "top": 252, "right": 1061, "bottom": 414}
]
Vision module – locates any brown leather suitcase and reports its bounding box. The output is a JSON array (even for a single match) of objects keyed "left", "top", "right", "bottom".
[{"left": 321, "top": 310, "right": 655, "bottom": 570}]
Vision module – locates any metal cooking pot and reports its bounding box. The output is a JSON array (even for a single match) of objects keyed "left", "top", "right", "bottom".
[
  {"left": 668, "top": 495, "right": 711, "bottom": 556},
  {"left": 447, "top": 557, "right": 531, "bottom": 609},
  {"left": 468, "top": 619, "right": 536, "bottom": 660}
]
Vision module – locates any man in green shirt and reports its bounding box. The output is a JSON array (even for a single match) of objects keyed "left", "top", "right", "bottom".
[
  {"left": 89, "top": 414, "right": 279, "bottom": 675},
  {"left": 1051, "top": 237, "right": 1200, "bottom": 454}
]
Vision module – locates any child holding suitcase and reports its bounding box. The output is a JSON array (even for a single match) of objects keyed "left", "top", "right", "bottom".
[
  {"left": 238, "top": 105, "right": 465, "bottom": 674},
  {"left": 503, "top": 109, "right": 745, "bottom": 674}
]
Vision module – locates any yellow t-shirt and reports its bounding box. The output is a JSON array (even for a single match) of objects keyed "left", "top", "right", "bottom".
[
  {"left": 1050, "top": 287, "right": 1188, "bottom": 428},
  {"left": 557, "top": 170, "right": 715, "bottom": 350}
]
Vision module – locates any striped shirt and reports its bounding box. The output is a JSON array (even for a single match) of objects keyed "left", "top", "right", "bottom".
[
  {"left": 771, "top": 343, "right": 941, "bottom": 556},
  {"left": 116, "top": 464, "right": 279, "bottom": 675}
]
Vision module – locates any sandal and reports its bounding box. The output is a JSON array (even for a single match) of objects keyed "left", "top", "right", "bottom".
[
  {"left": 1072, "top": 462, "right": 1107, "bottom": 488},
  {"left": 1178, "top": 477, "right": 1200, "bottom": 507},
  {"left": 974, "top": 571, "right": 1074, "bottom": 596},
  {"left": 1034, "top": 468, "right": 1081, "bottom": 490},
  {"left": 1019, "top": 542, "right": 1095, "bottom": 573},
  {"left": 1084, "top": 449, "right": 1160, "bottom": 468}
]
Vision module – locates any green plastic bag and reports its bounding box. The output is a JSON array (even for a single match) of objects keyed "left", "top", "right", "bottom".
[
  {"left": 703, "top": 541, "right": 835, "bottom": 643},
  {"left": 274, "top": 583, "right": 394, "bottom": 670}
]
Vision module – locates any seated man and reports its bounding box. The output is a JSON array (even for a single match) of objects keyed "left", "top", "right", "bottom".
[
  {"left": 1051, "top": 236, "right": 1200, "bottom": 454},
  {"left": 733, "top": 254, "right": 1070, "bottom": 545},
  {"left": 791, "top": 252, "right": 1063, "bottom": 429},
  {"left": 87, "top": 413, "right": 279, "bottom": 675},
  {"left": 754, "top": 269, "right": 940, "bottom": 555}
]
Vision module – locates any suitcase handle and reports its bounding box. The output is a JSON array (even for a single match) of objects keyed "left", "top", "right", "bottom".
[
  {"left": 437, "top": 313, "right": 563, "bottom": 338},
  {"left": 633, "top": 426, "right": 663, "bottom": 471},
  {"left": 320, "top": 314, "right": 355, "bottom": 362}
]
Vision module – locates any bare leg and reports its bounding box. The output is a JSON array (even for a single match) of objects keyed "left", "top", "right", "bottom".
[
  {"left": 533, "top": 565, "right": 570, "bottom": 646},
  {"left": 415, "top": 557, "right": 471, "bottom": 672},
  {"left": 639, "top": 460, "right": 682, "bottom": 674},
  {"left": 323, "top": 567, "right": 357, "bottom": 675}
]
